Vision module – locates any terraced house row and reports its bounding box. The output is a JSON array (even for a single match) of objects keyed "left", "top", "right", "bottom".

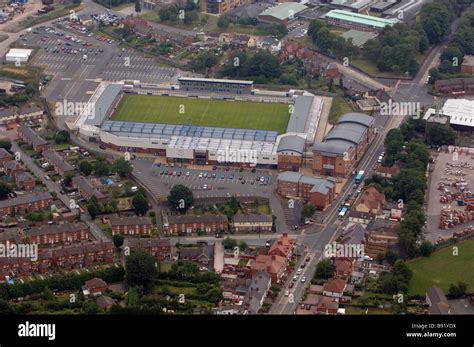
[{"left": 0, "top": 240, "right": 115, "bottom": 278}]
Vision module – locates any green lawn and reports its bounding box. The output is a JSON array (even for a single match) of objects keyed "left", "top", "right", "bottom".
[
  {"left": 328, "top": 96, "right": 355, "bottom": 124},
  {"left": 113, "top": 95, "right": 290, "bottom": 133},
  {"left": 408, "top": 238, "right": 474, "bottom": 296}
]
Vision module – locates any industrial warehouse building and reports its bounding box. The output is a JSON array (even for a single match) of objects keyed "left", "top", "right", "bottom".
[
  {"left": 439, "top": 99, "right": 474, "bottom": 133},
  {"left": 324, "top": 10, "right": 399, "bottom": 31},
  {"left": 313, "top": 113, "right": 375, "bottom": 177},
  {"left": 5, "top": 48, "right": 33, "bottom": 63},
  {"left": 258, "top": 2, "right": 308, "bottom": 25}
]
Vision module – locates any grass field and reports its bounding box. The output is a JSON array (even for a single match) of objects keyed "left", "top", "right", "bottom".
[
  {"left": 113, "top": 95, "right": 290, "bottom": 134},
  {"left": 408, "top": 238, "right": 474, "bottom": 296}
]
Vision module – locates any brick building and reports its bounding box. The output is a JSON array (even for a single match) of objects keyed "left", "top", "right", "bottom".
[
  {"left": 71, "top": 175, "right": 107, "bottom": 203},
  {"left": 52, "top": 241, "right": 115, "bottom": 269},
  {"left": 313, "top": 113, "right": 375, "bottom": 177},
  {"left": 124, "top": 238, "right": 171, "bottom": 262},
  {"left": 17, "top": 125, "right": 49, "bottom": 153},
  {"left": 460, "top": 55, "right": 474, "bottom": 75},
  {"left": 277, "top": 171, "right": 337, "bottom": 210},
  {"left": 167, "top": 214, "right": 228, "bottom": 235},
  {"left": 3, "top": 160, "right": 24, "bottom": 178},
  {"left": 276, "top": 135, "right": 305, "bottom": 172},
  {"left": 0, "top": 192, "right": 52, "bottom": 217},
  {"left": 433, "top": 77, "right": 474, "bottom": 96},
  {"left": 232, "top": 214, "right": 273, "bottom": 233},
  {"left": 109, "top": 216, "right": 153, "bottom": 236},
  {"left": 27, "top": 222, "right": 90, "bottom": 246},
  {"left": 15, "top": 172, "right": 36, "bottom": 191},
  {"left": 42, "top": 149, "right": 75, "bottom": 177}
]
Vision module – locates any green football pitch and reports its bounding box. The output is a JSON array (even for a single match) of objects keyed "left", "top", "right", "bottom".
[{"left": 112, "top": 94, "right": 291, "bottom": 134}]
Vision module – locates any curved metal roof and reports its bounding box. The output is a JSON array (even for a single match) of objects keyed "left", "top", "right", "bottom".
[
  {"left": 277, "top": 135, "right": 305, "bottom": 154},
  {"left": 338, "top": 112, "right": 374, "bottom": 128},
  {"left": 325, "top": 122, "right": 367, "bottom": 145}
]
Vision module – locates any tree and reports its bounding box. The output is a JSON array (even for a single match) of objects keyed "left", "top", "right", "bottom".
[
  {"left": 135, "top": 0, "right": 141, "bottom": 13},
  {"left": 0, "top": 139, "right": 12, "bottom": 151},
  {"left": 419, "top": 240, "right": 434, "bottom": 257},
  {"left": 217, "top": 15, "right": 229, "bottom": 29},
  {"left": 125, "top": 250, "right": 157, "bottom": 289},
  {"left": 167, "top": 184, "right": 194, "bottom": 212},
  {"left": 82, "top": 300, "right": 99, "bottom": 315},
  {"left": 43, "top": 287, "right": 55, "bottom": 301},
  {"left": 223, "top": 237, "right": 237, "bottom": 250},
  {"left": 93, "top": 160, "right": 109, "bottom": 176},
  {"left": 63, "top": 175, "right": 73, "bottom": 187},
  {"left": 132, "top": 193, "right": 149, "bottom": 216},
  {"left": 301, "top": 204, "right": 316, "bottom": 223},
  {"left": 113, "top": 234, "right": 124, "bottom": 249},
  {"left": 112, "top": 158, "right": 133, "bottom": 178},
  {"left": 448, "top": 282, "right": 468, "bottom": 298},
  {"left": 0, "top": 181, "right": 12, "bottom": 198},
  {"left": 427, "top": 124, "right": 457, "bottom": 146},
  {"left": 79, "top": 160, "right": 93, "bottom": 176},
  {"left": 87, "top": 195, "right": 101, "bottom": 219},
  {"left": 54, "top": 130, "right": 70, "bottom": 144},
  {"left": 314, "top": 259, "right": 335, "bottom": 280},
  {"left": 206, "top": 287, "right": 223, "bottom": 304}
]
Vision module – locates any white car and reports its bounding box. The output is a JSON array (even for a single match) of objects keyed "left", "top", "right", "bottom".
[
  {"left": 284, "top": 290, "right": 290, "bottom": 297},
  {"left": 293, "top": 275, "right": 298, "bottom": 282},
  {"left": 186, "top": 171, "right": 190, "bottom": 176},
  {"left": 301, "top": 276, "right": 306, "bottom": 283},
  {"left": 296, "top": 269, "right": 302, "bottom": 275},
  {"left": 198, "top": 172, "right": 203, "bottom": 178},
  {"left": 203, "top": 184, "right": 208, "bottom": 190}
]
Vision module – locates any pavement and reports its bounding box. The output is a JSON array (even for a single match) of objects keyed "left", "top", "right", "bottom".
[{"left": 11, "top": 141, "right": 109, "bottom": 242}]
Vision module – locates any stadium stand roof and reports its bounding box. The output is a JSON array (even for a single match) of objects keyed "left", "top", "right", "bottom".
[
  {"left": 85, "top": 84, "right": 122, "bottom": 127},
  {"left": 100, "top": 120, "right": 278, "bottom": 142},
  {"left": 178, "top": 77, "right": 253, "bottom": 85},
  {"left": 287, "top": 95, "right": 314, "bottom": 133},
  {"left": 277, "top": 135, "right": 305, "bottom": 154},
  {"left": 324, "top": 9, "right": 399, "bottom": 29}
]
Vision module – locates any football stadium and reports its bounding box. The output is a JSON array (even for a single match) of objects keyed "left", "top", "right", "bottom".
[{"left": 72, "top": 78, "right": 325, "bottom": 168}]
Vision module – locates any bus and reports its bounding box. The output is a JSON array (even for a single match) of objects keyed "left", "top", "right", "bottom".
[
  {"left": 355, "top": 170, "right": 365, "bottom": 184},
  {"left": 338, "top": 207, "right": 349, "bottom": 220}
]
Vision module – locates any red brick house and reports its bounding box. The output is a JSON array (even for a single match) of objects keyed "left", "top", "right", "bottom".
[
  {"left": 375, "top": 163, "right": 400, "bottom": 180},
  {"left": 356, "top": 186, "right": 386, "bottom": 215},
  {"left": 42, "top": 149, "right": 74, "bottom": 177},
  {"left": 0, "top": 148, "right": 11, "bottom": 167},
  {"left": 167, "top": 214, "right": 228, "bottom": 235},
  {"left": 323, "top": 278, "right": 347, "bottom": 301},
  {"left": 335, "top": 258, "right": 353, "bottom": 278},
  {"left": 123, "top": 238, "right": 171, "bottom": 262},
  {"left": 109, "top": 215, "right": 153, "bottom": 236},
  {"left": 17, "top": 125, "right": 49, "bottom": 153},
  {"left": 250, "top": 254, "right": 287, "bottom": 284},
  {"left": 3, "top": 160, "right": 24, "bottom": 178},
  {"left": 52, "top": 241, "right": 115, "bottom": 269},
  {"left": 72, "top": 176, "right": 107, "bottom": 203},
  {"left": 0, "top": 192, "right": 52, "bottom": 217},
  {"left": 27, "top": 222, "right": 90, "bottom": 246},
  {"left": 268, "top": 233, "right": 294, "bottom": 259},
  {"left": 15, "top": 172, "right": 36, "bottom": 191},
  {"left": 84, "top": 277, "right": 108, "bottom": 296}
]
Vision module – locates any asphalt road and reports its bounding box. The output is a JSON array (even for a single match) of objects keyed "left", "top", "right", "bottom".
[{"left": 11, "top": 141, "right": 108, "bottom": 242}]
